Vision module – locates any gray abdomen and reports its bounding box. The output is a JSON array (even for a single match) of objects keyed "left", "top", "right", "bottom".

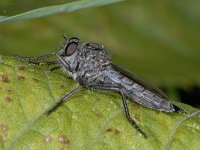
[
  {"left": 104, "top": 69, "right": 175, "bottom": 112},
  {"left": 124, "top": 84, "right": 174, "bottom": 112}
]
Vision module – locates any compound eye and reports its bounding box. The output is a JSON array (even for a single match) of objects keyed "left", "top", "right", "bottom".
[{"left": 65, "top": 37, "right": 79, "bottom": 56}]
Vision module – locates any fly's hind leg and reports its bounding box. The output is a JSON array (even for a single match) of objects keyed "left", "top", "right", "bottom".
[{"left": 88, "top": 84, "right": 147, "bottom": 138}]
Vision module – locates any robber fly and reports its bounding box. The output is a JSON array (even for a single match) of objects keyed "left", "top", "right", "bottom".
[{"left": 14, "top": 36, "right": 185, "bottom": 138}]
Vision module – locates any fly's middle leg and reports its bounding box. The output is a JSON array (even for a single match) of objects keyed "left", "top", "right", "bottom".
[
  {"left": 45, "top": 85, "right": 82, "bottom": 116},
  {"left": 88, "top": 84, "right": 147, "bottom": 138},
  {"left": 27, "top": 60, "right": 60, "bottom": 66}
]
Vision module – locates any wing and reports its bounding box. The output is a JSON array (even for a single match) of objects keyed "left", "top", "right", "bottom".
[{"left": 111, "top": 62, "right": 168, "bottom": 99}]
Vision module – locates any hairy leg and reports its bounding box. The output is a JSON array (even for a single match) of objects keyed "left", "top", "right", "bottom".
[
  {"left": 13, "top": 53, "right": 55, "bottom": 61},
  {"left": 45, "top": 85, "right": 82, "bottom": 116},
  {"left": 27, "top": 60, "right": 59, "bottom": 66},
  {"left": 88, "top": 84, "right": 147, "bottom": 138}
]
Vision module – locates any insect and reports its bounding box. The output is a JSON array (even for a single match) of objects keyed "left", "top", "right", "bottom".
[{"left": 14, "top": 36, "right": 185, "bottom": 138}]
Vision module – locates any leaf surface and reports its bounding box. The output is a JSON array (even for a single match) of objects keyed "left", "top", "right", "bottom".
[{"left": 0, "top": 56, "right": 199, "bottom": 150}]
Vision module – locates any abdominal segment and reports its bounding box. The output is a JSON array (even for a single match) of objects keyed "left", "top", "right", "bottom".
[
  {"left": 114, "top": 74, "right": 174, "bottom": 112},
  {"left": 122, "top": 82, "right": 174, "bottom": 112}
]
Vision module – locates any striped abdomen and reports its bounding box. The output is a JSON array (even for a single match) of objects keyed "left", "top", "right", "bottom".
[{"left": 105, "top": 69, "right": 177, "bottom": 112}]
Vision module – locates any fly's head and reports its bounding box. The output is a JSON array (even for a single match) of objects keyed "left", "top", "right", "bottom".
[{"left": 57, "top": 36, "right": 110, "bottom": 77}]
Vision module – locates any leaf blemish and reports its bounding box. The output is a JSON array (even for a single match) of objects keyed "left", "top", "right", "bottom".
[
  {"left": 5, "top": 96, "right": 13, "bottom": 103},
  {"left": 95, "top": 112, "right": 103, "bottom": 118},
  {"left": 155, "top": 110, "right": 161, "bottom": 115},
  {"left": 58, "top": 135, "right": 70, "bottom": 148},
  {"left": 1, "top": 75, "right": 10, "bottom": 83},
  {"left": 60, "top": 84, "right": 66, "bottom": 89},
  {"left": 32, "top": 78, "right": 39, "bottom": 83},
  {"left": 130, "top": 103, "right": 140, "bottom": 110},
  {"left": 114, "top": 129, "right": 120, "bottom": 135},
  {"left": 18, "top": 66, "right": 25, "bottom": 71},
  {"left": 45, "top": 135, "right": 52, "bottom": 143},
  {"left": 105, "top": 128, "right": 121, "bottom": 135},
  {"left": 0, "top": 134, "right": 8, "bottom": 142},
  {"left": 96, "top": 97, "right": 101, "bottom": 101},
  {"left": 134, "top": 114, "right": 140, "bottom": 122},
  {"left": 6, "top": 89, "right": 13, "bottom": 94},
  {"left": 0, "top": 124, "right": 9, "bottom": 132},
  {"left": 17, "top": 75, "right": 25, "bottom": 81},
  {"left": 106, "top": 128, "right": 113, "bottom": 132}
]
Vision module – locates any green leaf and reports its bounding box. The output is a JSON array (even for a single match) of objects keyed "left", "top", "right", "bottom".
[
  {"left": 0, "top": 56, "right": 200, "bottom": 149},
  {"left": 0, "top": 0, "right": 123, "bottom": 24}
]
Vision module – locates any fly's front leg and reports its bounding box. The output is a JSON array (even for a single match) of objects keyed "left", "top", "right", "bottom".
[
  {"left": 13, "top": 53, "right": 56, "bottom": 61},
  {"left": 45, "top": 85, "right": 82, "bottom": 116},
  {"left": 88, "top": 84, "right": 147, "bottom": 139},
  {"left": 13, "top": 53, "right": 60, "bottom": 66}
]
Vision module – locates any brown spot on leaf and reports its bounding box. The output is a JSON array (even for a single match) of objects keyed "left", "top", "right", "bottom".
[
  {"left": 134, "top": 114, "right": 140, "bottom": 122},
  {"left": 18, "top": 66, "right": 25, "bottom": 71},
  {"left": 0, "top": 134, "right": 8, "bottom": 142},
  {"left": 60, "top": 84, "right": 66, "bottom": 89},
  {"left": 45, "top": 135, "right": 52, "bottom": 143},
  {"left": 5, "top": 96, "right": 13, "bottom": 103},
  {"left": 58, "top": 135, "right": 70, "bottom": 148},
  {"left": 96, "top": 97, "right": 101, "bottom": 101},
  {"left": 1, "top": 75, "right": 10, "bottom": 83},
  {"left": 106, "top": 128, "right": 113, "bottom": 132},
  {"left": 106, "top": 128, "right": 121, "bottom": 135},
  {"left": 114, "top": 129, "right": 120, "bottom": 135},
  {"left": 32, "top": 78, "right": 39, "bottom": 83},
  {"left": 17, "top": 75, "right": 25, "bottom": 80},
  {"left": 0, "top": 124, "right": 9, "bottom": 132},
  {"left": 6, "top": 90, "right": 13, "bottom": 94},
  {"left": 95, "top": 112, "right": 103, "bottom": 118},
  {"left": 155, "top": 110, "right": 161, "bottom": 115},
  {"left": 130, "top": 103, "right": 140, "bottom": 110}
]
